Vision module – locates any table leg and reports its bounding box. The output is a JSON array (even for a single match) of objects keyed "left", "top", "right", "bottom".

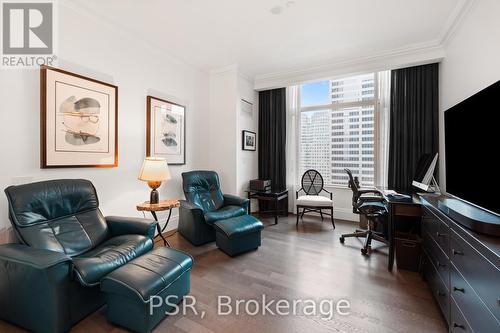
[
  {"left": 388, "top": 204, "right": 395, "bottom": 271},
  {"left": 151, "top": 210, "right": 170, "bottom": 247}
]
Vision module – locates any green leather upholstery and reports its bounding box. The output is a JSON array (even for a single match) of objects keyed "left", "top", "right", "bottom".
[
  {"left": 179, "top": 171, "right": 249, "bottom": 245},
  {"left": 0, "top": 179, "right": 158, "bottom": 333},
  {"left": 72, "top": 234, "right": 153, "bottom": 286},
  {"left": 214, "top": 215, "right": 264, "bottom": 256},
  {"left": 101, "top": 247, "right": 194, "bottom": 333},
  {"left": 204, "top": 205, "right": 246, "bottom": 224}
]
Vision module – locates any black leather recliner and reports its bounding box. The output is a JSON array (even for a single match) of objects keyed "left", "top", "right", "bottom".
[
  {"left": 0, "top": 179, "right": 158, "bottom": 333},
  {"left": 178, "top": 171, "right": 249, "bottom": 245}
]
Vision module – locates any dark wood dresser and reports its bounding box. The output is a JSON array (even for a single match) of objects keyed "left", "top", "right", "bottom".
[{"left": 420, "top": 195, "right": 500, "bottom": 332}]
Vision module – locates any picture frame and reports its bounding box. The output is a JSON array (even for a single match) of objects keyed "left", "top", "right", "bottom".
[
  {"left": 146, "top": 95, "right": 186, "bottom": 165},
  {"left": 40, "top": 65, "right": 118, "bottom": 168},
  {"left": 242, "top": 130, "right": 256, "bottom": 151}
]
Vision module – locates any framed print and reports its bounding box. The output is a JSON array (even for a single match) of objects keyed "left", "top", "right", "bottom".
[
  {"left": 242, "top": 130, "right": 256, "bottom": 151},
  {"left": 40, "top": 66, "right": 118, "bottom": 168},
  {"left": 146, "top": 96, "right": 186, "bottom": 165}
]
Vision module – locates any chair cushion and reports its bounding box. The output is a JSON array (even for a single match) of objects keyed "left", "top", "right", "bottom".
[
  {"left": 72, "top": 234, "right": 153, "bottom": 286},
  {"left": 358, "top": 201, "right": 388, "bottom": 215},
  {"left": 101, "top": 247, "right": 193, "bottom": 303},
  {"left": 296, "top": 195, "right": 333, "bottom": 207},
  {"left": 204, "top": 205, "right": 246, "bottom": 224},
  {"left": 182, "top": 171, "right": 224, "bottom": 212},
  {"left": 214, "top": 215, "right": 264, "bottom": 239}
]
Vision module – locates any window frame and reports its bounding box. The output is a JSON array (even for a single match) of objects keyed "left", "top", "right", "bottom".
[{"left": 297, "top": 72, "right": 380, "bottom": 188}]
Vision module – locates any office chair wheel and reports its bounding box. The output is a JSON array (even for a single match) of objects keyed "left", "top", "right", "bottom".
[
  {"left": 361, "top": 248, "right": 368, "bottom": 255},
  {"left": 339, "top": 236, "right": 345, "bottom": 244}
]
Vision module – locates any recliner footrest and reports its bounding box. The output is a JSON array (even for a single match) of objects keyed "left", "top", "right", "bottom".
[
  {"left": 213, "top": 215, "right": 264, "bottom": 256},
  {"left": 101, "top": 247, "right": 193, "bottom": 333}
]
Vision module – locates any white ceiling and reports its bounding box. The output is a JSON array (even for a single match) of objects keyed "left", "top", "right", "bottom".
[{"left": 70, "top": 0, "right": 463, "bottom": 77}]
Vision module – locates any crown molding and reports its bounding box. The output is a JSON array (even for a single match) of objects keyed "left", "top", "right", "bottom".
[
  {"left": 254, "top": 0, "right": 474, "bottom": 90},
  {"left": 254, "top": 41, "right": 445, "bottom": 90},
  {"left": 437, "top": 0, "right": 475, "bottom": 45}
]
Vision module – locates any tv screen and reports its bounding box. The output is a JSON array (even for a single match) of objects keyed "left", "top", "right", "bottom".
[{"left": 445, "top": 80, "right": 500, "bottom": 216}]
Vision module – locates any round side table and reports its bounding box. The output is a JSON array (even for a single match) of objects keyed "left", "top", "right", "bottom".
[{"left": 136, "top": 199, "right": 180, "bottom": 247}]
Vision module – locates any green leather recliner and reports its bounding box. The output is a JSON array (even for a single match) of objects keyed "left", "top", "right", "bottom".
[
  {"left": 178, "top": 171, "right": 249, "bottom": 245},
  {"left": 0, "top": 179, "right": 158, "bottom": 333}
]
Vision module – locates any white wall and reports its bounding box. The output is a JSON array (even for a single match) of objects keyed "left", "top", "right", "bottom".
[
  {"left": 208, "top": 66, "right": 239, "bottom": 194},
  {"left": 0, "top": 2, "right": 210, "bottom": 238},
  {"left": 236, "top": 73, "right": 259, "bottom": 197},
  {"left": 439, "top": 0, "right": 500, "bottom": 191}
]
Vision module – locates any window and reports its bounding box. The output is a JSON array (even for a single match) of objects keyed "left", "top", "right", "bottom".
[{"left": 299, "top": 73, "right": 377, "bottom": 187}]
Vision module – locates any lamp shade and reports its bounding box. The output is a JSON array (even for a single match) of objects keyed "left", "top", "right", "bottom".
[{"left": 138, "top": 157, "right": 171, "bottom": 182}]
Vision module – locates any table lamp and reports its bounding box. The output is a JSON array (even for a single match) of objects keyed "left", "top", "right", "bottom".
[{"left": 138, "top": 157, "right": 171, "bottom": 204}]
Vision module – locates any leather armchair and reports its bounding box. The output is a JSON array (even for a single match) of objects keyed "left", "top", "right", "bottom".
[
  {"left": 0, "top": 179, "right": 158, "bottom": 333},
  {"left": 179, "top": 171, "right": 249, "bottom": 245}
]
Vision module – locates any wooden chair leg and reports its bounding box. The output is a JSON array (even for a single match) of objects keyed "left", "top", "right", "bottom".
[
  {"left": 320, "top": 210, "right": 324, "bottom": 220},
  {"left": 296, "top": 207, "right": 300, "bottom": 226},
  {"left": 330, "top": 207, "right": 335, "bottom": 229}
]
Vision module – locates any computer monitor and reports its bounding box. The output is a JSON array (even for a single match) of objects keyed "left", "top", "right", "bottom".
[{"left": 412, "top": 153, "right": 439, "bottom": 192}]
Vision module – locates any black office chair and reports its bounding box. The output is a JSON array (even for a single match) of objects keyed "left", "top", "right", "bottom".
[
  {"left": 296, "top": 169, "right": 335, "bottom": 229},
  {"left": 339, "top": 169, "right": 388, "bottom": 255}
]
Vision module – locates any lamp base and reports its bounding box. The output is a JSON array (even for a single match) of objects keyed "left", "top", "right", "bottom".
[{"left": 147, "top": 181, "right": 162, "bottom": 204}]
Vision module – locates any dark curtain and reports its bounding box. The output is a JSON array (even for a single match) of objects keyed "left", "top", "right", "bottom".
[
  {"left": 388, "top": 63, "right": 439, "bottom": 193},
  {"left": 258, "top": 88, "right": 287, "bottom": 212}
]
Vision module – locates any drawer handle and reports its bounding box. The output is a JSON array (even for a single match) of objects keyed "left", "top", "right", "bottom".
[
  {"left": 453, "top": 287, "right": 465, "bottom": 293},
  {"left": 452, "top": 249, "right": 464, "bottom": 255},
  {"left": 436, "top": 260, "right": 446, "bottom": 268},
  {"left": 436, "top": 232, "right": 446, "bottom": 238},
  {"left": 436, "top": 290, "right": 446, "bottom": 297},
  {"left": 453, "top": 323, "right": 465, "bottom": 329}
]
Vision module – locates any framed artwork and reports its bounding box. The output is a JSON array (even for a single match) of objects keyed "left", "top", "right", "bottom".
[
  {"left": 242, "top": 130, "right": 256, "bottom": 151},
  {"left": 40, "top": 66, "right": 118, "bottom": 168},
  {"left": 146, "top": 96, "right": 186, "bottom": 165}
]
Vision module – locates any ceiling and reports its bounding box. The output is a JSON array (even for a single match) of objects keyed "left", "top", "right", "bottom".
[{"left": 70, "top": 0, "right": 464, "bottom": 77}]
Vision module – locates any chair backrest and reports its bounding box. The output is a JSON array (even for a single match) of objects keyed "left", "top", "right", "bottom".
[
  {"left": 345, "top": 168, "right": 362, "bottom": 213},
  {"left": 301, "top": 169, "right": 324, "bottom": 195},
  {"left": 182, "top": 171, "right": 224, "bottom": 212},
  {"left": 4, "top": 179, "right": 109, "bottom": 256}
]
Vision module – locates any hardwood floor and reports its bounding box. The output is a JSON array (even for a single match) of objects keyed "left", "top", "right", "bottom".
[{"left": 0, "top": 215, "right": 446, "bottom": 333}]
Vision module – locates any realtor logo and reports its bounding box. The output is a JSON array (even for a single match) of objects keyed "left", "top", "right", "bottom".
[{"left": 2, "top": 1, "right": 56, "bottom": 68}]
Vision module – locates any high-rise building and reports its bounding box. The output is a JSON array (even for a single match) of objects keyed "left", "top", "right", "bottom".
[{"left": 299, "top": 73, "right": 376, "bottom": 187}]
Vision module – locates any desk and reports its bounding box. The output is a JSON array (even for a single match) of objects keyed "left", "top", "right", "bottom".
[
  {"left": 377, "top": 188, "right": 422, "bottom": 271},
  {"left": 246, "top": 189, "right": 288, "bottom": 225}
]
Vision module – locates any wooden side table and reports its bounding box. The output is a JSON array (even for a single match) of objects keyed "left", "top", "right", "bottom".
[{"left": 136, "top": 199, "right": 180, "bottom": 247}]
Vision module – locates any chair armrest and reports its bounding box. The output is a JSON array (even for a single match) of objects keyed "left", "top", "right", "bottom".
[
  {"left": 180, "top": 200, "right": 204, "bottom": 212},
  {"left": 358, "top": 189, "right": 381, "bottom": 195},
  {"left": 322, "top": 188, "right": 333, "bottom": 200},
  {"left": 106, "top": 216, "right": 158, "bottom": 239},
  {"left": 296, "top": 188, "right": 305, "bottom": 199},
  {"left": 223, "top": 194, "right": 249, "bottom": 213},
  {"left": 0, "top": 244, "right": 71, "bottom": 269},
  {"left": 0, "top": 244, "right": 73, "bottom": 332}
]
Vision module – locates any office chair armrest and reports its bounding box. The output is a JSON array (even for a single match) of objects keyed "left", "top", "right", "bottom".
[{"left": 358, "top": 189, "right": 382, "bottom": 196}]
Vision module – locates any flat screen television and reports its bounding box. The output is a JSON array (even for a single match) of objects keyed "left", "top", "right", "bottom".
[{"left": 445, "top": 80, "right": 500, "bottom": 216}]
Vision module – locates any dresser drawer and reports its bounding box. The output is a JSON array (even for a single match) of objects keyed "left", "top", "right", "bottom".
[
  {"left": 450, "top": 264, "right": 500, "bottom": 332},
  {"left": 422, "top": 210, "right": 449, "bottom": 253},
  {"left": 423, "top": 252, "right": 449, "bottom": 323},
  {"left": 422, "top": 229, "right": 449, "bottom": 286},
  {"left": 450, "top": 297, "right": 472, "bottom": 333},
  {"left": 450, "top": 230, "right": 500, "bottom": 322}
]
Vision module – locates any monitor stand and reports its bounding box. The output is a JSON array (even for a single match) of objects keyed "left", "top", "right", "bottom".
[{"left": 437, "top": 198, "right": 500, "bottom": 237}]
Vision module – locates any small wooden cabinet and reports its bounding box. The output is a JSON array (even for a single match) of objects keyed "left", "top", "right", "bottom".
[{"left": 420, "top": 196, "right": 500, "bottom": 332}]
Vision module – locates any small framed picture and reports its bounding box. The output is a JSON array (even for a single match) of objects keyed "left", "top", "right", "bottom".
[
  {"left": 242, "top": 130, "right": 256, "bottom": 151},
  {"left": 146, "top": 96, "right": 186, "bottom": 165},
  {"left": 40, "top": 66, "right": 118, "bottom": 168}
]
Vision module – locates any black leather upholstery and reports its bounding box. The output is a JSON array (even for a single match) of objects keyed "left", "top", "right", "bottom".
[{"left": 0, "top": 179, "right": 158, "bottom": 333}]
